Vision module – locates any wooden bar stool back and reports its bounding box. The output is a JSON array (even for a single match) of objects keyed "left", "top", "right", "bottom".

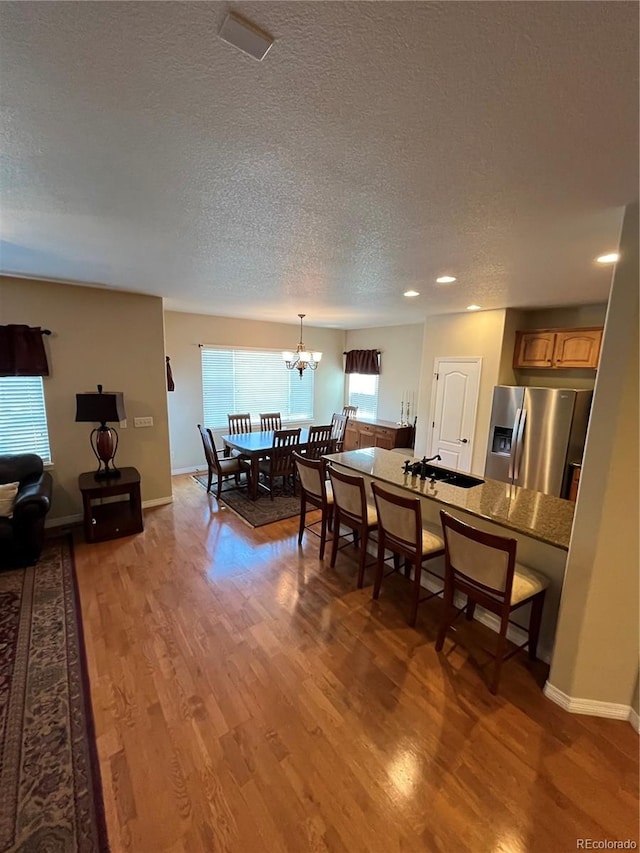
[
  {"left": 327, "top": 466, "right": 378, "bottom": 588},
  {"left": 259, "top": 412, "right": 282, "bottom": 431},
  {"left": 342, "top": 405, "right": 358, "bottom": 418},
  {"left": 436, "top": 510, "right": 549, "bottom": 694},
  {"left": 293, "top": 452, "right": 334, "bottom": 560},
  {"left": 370, "top": 482, "right": 445, "bottom": 626}
]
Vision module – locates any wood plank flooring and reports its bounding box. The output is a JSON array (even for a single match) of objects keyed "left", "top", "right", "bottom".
[{"left": 74, "top": 474, "right": 639, "bottom": 852}]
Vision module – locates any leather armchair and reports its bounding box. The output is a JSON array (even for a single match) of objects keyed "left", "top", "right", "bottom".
[{"left": 0, "top": 454, "right": 53, "bottom": 568}]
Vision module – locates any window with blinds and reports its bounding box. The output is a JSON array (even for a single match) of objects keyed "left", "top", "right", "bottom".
[
  {"left": 0, "top": 376, "right": 52, "bottom": 462},
  {"left": 201, "top": 348, "right": 314, "bottom": 428},
  {"left": 348, "top": 373, "right": 379, "bottom": 420}
]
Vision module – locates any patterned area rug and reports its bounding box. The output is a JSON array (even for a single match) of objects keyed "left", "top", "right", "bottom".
[
  {"left": 193, "top": 474, "right": 302, "bottom": 527},
  {"left": 0, "top": 536, "right": 108, "bottom": 853}
]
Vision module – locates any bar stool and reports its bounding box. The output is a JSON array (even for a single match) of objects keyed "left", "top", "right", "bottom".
[
  {"left": 370, "top": 482, "right": 445, "bottom": 626},
  {"left": 293, "top": 452, "right": 334, "bottom": 560},
  {"left": 436, "top": 510, "right": 549, "bottom": 694},
  {"left": 327, "top": 466, "right": 378, "bottom": 588}
]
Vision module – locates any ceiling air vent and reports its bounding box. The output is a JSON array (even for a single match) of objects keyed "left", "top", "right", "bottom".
[{"left": 218, "top": 13, "right": 274, "bottom": 61}]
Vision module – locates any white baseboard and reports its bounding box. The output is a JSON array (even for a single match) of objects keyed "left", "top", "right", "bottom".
[
  {"left": 628, "top": 707, "right": 640, "bottom": 733},
  {"left": 142, "top": 496, "right": 173, "bottom": 508},
  {"left": 544, "top": 681, "right": 638, "bottom": 729},
  {"left": 172, "top": 466, "right": 200, "bottom": 475}
]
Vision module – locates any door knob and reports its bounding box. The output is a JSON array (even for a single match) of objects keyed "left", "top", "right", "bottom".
[{"left": 459, "top": 438, "right": 468, "bottom": 443}]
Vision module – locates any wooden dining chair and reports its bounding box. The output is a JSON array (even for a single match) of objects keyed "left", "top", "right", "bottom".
[
  {"left": 197, "top": 425, "right": 249, "bottom": 500},
  {"left": 305, "top": 424, "right": 335, "bottom": 460},
  {"left": 257, "top": 428, "right": 301, "bottom": 499},
  {"left": 293, "top": 452, "right": 334, "bottom": 560},
  {"left": 330, "top": 413, "right": 348, "bottom": 452},
  {"left": 259, "top": 412, "right": 282, "bottom": 431},
  {"left": 342, "top": 405, "right": 358, "bottom": 418},
  {"left": 436, "top": 510, "right": 549, "bottom": 694},
  {"left": 327, "top": 466, "right": 378, "bottom": 588},
  {"left": 370, "top": 481, "right": 445, "bottom": 626},
  {"left": 228, "top": 413, "right": 252, "bottom": 434}
]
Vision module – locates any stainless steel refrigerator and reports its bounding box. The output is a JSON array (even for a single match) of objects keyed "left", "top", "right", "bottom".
[{"left": 484, "top": 386, "right": 592, "bottom": 497}]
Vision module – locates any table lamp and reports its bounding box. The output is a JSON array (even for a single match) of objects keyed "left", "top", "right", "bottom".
[{"left": 75, "top": 385, "right": 126, "bottom": 479}]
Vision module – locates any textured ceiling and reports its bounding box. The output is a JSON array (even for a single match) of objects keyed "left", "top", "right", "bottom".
[{"left": 0, "top": 2, "right": 637, "bottom": 328}]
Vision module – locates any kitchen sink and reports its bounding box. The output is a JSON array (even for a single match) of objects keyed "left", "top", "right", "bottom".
[{"left": 403, "top": 460, "right": 484, "bottom": 489}]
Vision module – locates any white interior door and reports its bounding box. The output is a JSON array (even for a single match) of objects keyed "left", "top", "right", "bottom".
[{"left": 429, "top": 358, "right": 482, "bottom": 472}]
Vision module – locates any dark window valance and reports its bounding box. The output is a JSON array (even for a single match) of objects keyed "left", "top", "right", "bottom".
[
  {"left": 166, "top": 356, "right": 175, "bottom": 391},
  {"left": 344, "top": 349, "right": 380, "bottom": 375},
  {"left": 0, "top": 325, "right": 50, "bottom": 377}
]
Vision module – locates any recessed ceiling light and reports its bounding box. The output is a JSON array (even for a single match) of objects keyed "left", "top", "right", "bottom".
[
  {"left": 436, "top": 275, "right": 457, "bottom": 284},
  {"left": 403, "top": 290, "right": 420, "bottom": 297},
  {"left": 596, "top": 253, "right": 619, "bottom": 264},
  {"left": 467, "top": 304, "right": 481, "bottom": 311}
]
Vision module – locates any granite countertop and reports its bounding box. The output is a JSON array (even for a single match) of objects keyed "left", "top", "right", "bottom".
[{"left": 325, "top": 448, "right": 575, "bottom": 550}]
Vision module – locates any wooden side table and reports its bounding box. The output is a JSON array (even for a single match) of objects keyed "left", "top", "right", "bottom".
[{"left": 78, "top": 467, "right": 144, "bottom": 543}]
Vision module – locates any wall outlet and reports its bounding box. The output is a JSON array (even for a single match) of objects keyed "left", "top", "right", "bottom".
[
  {"left": 134, "top": 416, "right": 154, "bottom": 428},
  {"left": 119, "top": 419, "right": 127, "bottom": 429}
]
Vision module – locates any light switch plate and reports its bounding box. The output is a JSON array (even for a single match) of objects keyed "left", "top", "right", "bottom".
[{"left": 134, "top": 416, "right": 154, "bottom": 428}]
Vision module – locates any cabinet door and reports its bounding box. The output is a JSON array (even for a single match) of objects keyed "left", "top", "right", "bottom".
[
  {"left": 374, "top": 427, "right": 395, "bottom": 450},
  {"left": 513, "top": 331, "right": 556, "bottom": 368},
  {"left": 358, "top": 424, "right": 376, "bottom": 449},
  {"left": 553, "top": 329, "right": 602, "bottom": 368},
  {"left": 343, "top": 426, "right": 358, "bottom": 451}
]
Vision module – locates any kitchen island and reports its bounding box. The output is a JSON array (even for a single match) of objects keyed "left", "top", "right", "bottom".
[{"left": 325, "top": 447, "right": 575, "bottom": 660}]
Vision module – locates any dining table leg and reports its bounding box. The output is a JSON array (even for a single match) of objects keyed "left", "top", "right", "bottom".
[{"left": 250, "top": 456, "right": 260, "bottom": 500}]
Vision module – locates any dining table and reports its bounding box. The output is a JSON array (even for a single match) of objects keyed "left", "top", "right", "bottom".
[{"left": 221, "top": 428, "right": 312, "bottom": 500}]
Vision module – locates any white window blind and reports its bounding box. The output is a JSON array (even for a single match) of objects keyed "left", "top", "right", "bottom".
[
  {"left": 201, "top": 348, "right": 314, "bottom": 428},
  {"left": 0, "top": 376, "right": 52, "bottom": 462},
  {"left": 348, "top": 373, "right": 379, "bottom": 420}
]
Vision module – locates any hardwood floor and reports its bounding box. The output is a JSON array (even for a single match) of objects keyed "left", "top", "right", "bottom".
[{"left": 74, "top": 474, "right": 639, "bottom": 852}]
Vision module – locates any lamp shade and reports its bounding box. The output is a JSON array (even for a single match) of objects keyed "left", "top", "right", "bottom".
[{"left": 75, "top": 391, "right": 126, "bottom": 424}]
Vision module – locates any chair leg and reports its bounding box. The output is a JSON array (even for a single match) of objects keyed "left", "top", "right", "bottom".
[
  {"left": 206, "top": 467, "right": 213, "bottom": 493},
  {"left": 409, "top": 561, "right": 421, "bottom": 626},
  {"left": 216, "top": 474, "right": 223, "bottom": 501},
  {"left": 319, "top": 510, "right": 328, "bottom": 561},
  {"left": 372, "top": 537, "right": 385, "bottom": 600},
  {"left": 466, "top": 599, "right": 476, "bottom": 621},
  {"left": 490, "top": 613, "right": 510, "bottom": 694},
  {"left": 528, "top": 592, "right": 545, "bottom": 661},
  {"left": 298, "top": 495, "right": 306, "bottom": 546},
  {"left": 404, "top": 558, "right": 411, "bottom": 579},
  {"left": 357, "top": 526, "right": 368, "bottom": 588},
  {"left": 435, "top": 585, "right": 455, "bottom": 651},
  {"left": 329, "top": 512, "right": 340, "bottom": 568}
]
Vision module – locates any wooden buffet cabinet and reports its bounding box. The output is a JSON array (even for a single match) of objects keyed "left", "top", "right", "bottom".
[
  {"left": 343, "top": 419, "right": 414, "bottom": 452},
  {"left": 513, "top": 327, "right": 603, "bottom": 369}
]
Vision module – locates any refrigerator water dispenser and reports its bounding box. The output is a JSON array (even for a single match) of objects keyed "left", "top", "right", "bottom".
[{"left": 491, "top": 426, "right": 513, "bottom": 455}]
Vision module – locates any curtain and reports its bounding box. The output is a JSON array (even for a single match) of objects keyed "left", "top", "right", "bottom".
[
  {"left": 344, "top": 349, "right": 380, "bottom": 375},
  {"left": 166, "top": 356, "right": 175, "bottom": 391},
  {"left": 0, "top": 325, "right": 50, "bottom": 377}
]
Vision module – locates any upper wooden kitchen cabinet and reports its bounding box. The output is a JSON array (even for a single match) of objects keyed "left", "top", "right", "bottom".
[
  {"left": 343, "top": 420, "right": 414, "bottom": 452},
  {"left": 513, "top": 327, "right": 603, "bottom": 369}
]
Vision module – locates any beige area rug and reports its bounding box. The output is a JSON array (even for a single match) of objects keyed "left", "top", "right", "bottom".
[
  {"left": 0, "top": 535, "right": 109, "bottom": 852},
  {"left": 193, "top": 474, "right": 301, "bottom": 527}
]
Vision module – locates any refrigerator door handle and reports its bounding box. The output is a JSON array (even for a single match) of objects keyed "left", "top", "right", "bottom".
[
  {"left": 508, "top": 408, "right": 522, "bottom": 480},
  {"left": 514, "top": 407, "right": 527, "bottom": 481}
]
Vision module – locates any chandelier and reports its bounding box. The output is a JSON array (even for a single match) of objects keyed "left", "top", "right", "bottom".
[{"left": 282, "top": 314, "right": 322, "bottom": 378}]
